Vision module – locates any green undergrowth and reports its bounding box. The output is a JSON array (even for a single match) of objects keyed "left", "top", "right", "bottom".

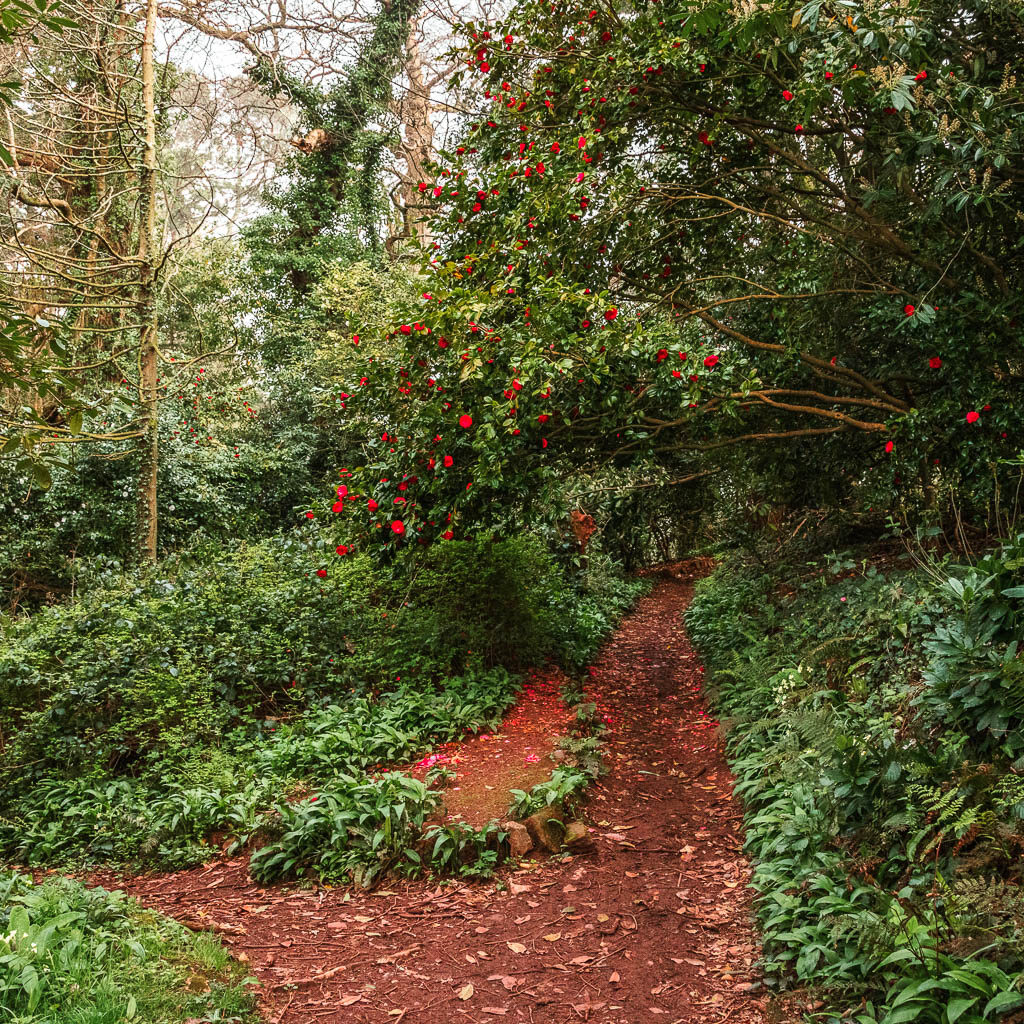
[
  {"left": 687, "top": 534, "right": 1024, "bottom": 1023},
  {"left": 0, "top": 871, "right": 258, "bottom": 1023},
  {"left": 0, "top": 534, "right": 644, "bottom": 885}
]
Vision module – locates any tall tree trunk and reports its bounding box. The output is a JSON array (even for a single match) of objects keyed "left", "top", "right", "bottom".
[
  {"left": 135, "top": 0, "right": 159, "bottom": 565},
  {"left": 395, "top": 19, "right": 434, "bottom": 246}
]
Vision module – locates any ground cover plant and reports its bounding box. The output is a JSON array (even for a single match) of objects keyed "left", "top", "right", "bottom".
[
  {"left": 687, "top": 531, "right": 1024, "bottom": 1022},
  {"left": 0, "top": 870, "right": 258, "bottom": 1022}
]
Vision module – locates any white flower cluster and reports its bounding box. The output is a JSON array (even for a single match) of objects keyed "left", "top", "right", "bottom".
[
  {"left": 771, "top": 665, "right": 810, "bottom": 707},
  {"left": 1, "top": 929, "right": 32, "bottom": 950}
]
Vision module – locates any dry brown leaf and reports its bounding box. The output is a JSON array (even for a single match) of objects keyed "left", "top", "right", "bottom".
[
  {"left": 609, "top": 971, "right": 620, "bottom": 983},
  {"left": 458, "top": 983, "right": 474, "bottom": 1001},
  {"left": 507, "top": 941, "right": 527, "bottom": 953},
  {"left": 339, "top": 995, "right": 363, "bottom": 1006},
  {"left": 542, "top": 932, "right": 561, "bottom": 942}
]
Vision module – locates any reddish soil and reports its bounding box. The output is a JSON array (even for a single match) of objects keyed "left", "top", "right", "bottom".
[
  {"left": 403, "top": 672, "right": 575, "bottom": 827},
  {"left": 100, "top": 565, "right": 770, "bottom": 1024}
]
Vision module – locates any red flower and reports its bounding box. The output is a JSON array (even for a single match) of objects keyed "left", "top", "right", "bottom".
[
  {"left": 399, "top": 324, "right": 412, "bottom": 335},
  {"left": 550, "top": 141, "right": 560, "bottom": 153},
  {"left": 824, "top": 71, "right": 833, "bottom": 80},
  {"left": 703, "top": 354, "right": 719, "bottom": 369},
  {"left": 391, "top": 520, "right": 406, "bottom": 535},
  {"left": 459, "top": 414, "right": 473, "bottom": 428},
  {"left": 904, "top": 304, "right": 915, "bottom": 317},
  {"left": 537, "top": 414, "right": 549, "bottom": 423},
  {"left": 966, "top": 410, "right": 980, "bottom": 424},
  {"left": 442, "top": 530, "right": 454, "bottom": 540},
  {"left": 367, "top": 498, "right": 378, "bottom": 511},
  {"left": 304, "top": 511, "right": 315, "bottom": 519},
  {"left": 794, "top": 124, "right": 804, "bottom": 134},
  {"left": 443, "top": 455, "right": 454, "bottom": 467},
  {"left": 782, "top": 89, "right": 794, "bottom": 101},
  {"left": 336, "top": 545, "right": 349, "bottom": 556},
  {"left": 914, "top": 70, "right": 927, "bottom": 81},
  {"left": 656, "top": 348, "right": 669, "bottom": 362},
  {"left": 578, "top": 136, "right": 587, "bottom": 148},
  {"left": 332, "top": 501, "right": 344, "bottom": 513},
  {"left": 929, "top": 356, "right": 942, "bottom": 369},
  {"left": 604, "top": 307, "right": 618, "bottom": 321},
  {"left": 885, "top": 440, "right": 894, "bottom": 454},
  {"left": 316, "top": 568, "right": 327, "bottom": 578}
]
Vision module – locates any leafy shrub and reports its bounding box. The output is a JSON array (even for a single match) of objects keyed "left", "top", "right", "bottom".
[
  {"left": 688, "top": 539, "right": 1024, "bottom": 1022},
  {"left": 509, "top": 766, "right": 591, "bottom": 820},
  {"left": 0, "top": 871, "right": 257, "bottom": 1021},
  {"left": 423, "top": 821, "right": 507, "bottom": 879},
  {"left": 249, "top": 772, "right": 439, "bottom": 886},
  {"left": 0, "top": 528, "right": 644, "bottom": 874}
]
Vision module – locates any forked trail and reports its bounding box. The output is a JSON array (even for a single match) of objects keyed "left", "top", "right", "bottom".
[{"left": 107, "top": 564, "right": 768, "bottom": 1024}]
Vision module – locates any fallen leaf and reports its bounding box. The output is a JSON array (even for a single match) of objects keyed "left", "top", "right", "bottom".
[
  {"left": 543, "top": 933, "right": 561, "bottom": 942},
  {"left": 609, "top": 971, "right": 620, "bottom": 983},
  {"left": 482, "top": 1009, "right": 508, "bottom": 1016},
  {"left": 339, "top": 995, "right": 363, "bottom": 1006},
  {"left": 458, "top": 983, "right": 474, "bottom": 1001},
  {"left": 507, "top": 942, "right": 527, "bottom": 954}
]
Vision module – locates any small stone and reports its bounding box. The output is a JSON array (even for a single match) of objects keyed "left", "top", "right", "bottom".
[
  {"left": 501, "top": 821, "right": 534, "bottom": 858},
  {"left": 563, "top": 821, "right": 588, "bottom": 845},
  {"left": 522, "top": 806, "right": 565, "bottom": 852}
]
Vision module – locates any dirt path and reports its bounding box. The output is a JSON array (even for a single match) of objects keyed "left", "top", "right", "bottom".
[{"left": 107, "top": 566, "right": 768, "bottom": 1024}]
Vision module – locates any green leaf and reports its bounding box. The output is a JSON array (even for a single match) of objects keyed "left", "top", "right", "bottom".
[{"left": 945, "top": 997, "right": 978, "bottom": 1024}]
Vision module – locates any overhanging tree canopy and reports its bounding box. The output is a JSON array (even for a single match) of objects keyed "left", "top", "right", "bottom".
[{"left": 330, "top": 0, "right": 1023, "bottom": 554}]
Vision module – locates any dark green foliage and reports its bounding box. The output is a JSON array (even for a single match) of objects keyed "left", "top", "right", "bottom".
[
  {"left": 249, "top": 772, "right": 439, "bottom": 886},
  {"left": 0, "top": 871, "right": 257, "bottom": 1021},
  {"left": 687, "top": 537, "right": 1024, "bottom": 1022},
  {"left": 0, "top": 531, "right": 642, "bottom": 879}
]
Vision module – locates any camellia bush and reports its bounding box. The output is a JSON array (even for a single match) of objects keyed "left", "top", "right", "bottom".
[{"left": 325, "top": 0, "right": 1022, "bottom": 561}]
